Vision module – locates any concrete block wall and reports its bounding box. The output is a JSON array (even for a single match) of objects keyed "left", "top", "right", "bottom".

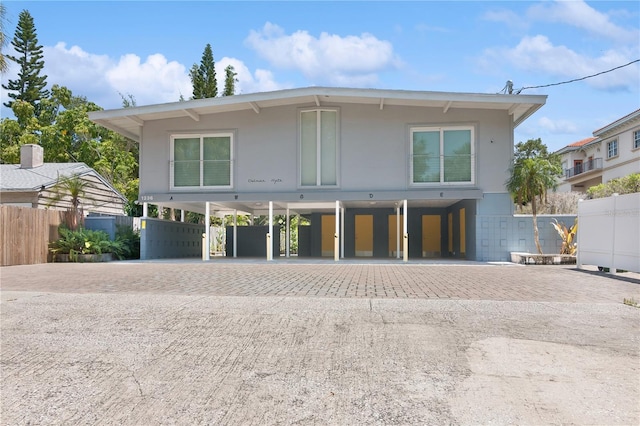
[
  {"left": 140, "top": 218, "right": 205, "bottom": 259},
  {"left": 476, "top": 214, "right": 576, "bottom": 261}
]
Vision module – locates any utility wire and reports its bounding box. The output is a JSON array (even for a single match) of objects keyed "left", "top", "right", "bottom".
[{"left": 501, "top": 59, "right": 639, "bottom": 94}]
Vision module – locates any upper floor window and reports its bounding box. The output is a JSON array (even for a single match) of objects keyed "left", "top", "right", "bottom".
[
  {"left": 170, "top": 133, "right": 233, "bottom": 189},
  {"left": 607, "top": 139, "right": 618, "bottom": 159},
  {"left": 300, "top": 109, "right": 338, "bottom": 187},
  {"left": 410, "top": 126, "right": 474, "bottom": 185},
  {"left": 634, "top": 130, "right": 640, "bottom": 150}
]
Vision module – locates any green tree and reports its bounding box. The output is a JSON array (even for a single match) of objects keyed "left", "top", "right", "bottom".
[
  {"left": 0, "top": 3, "right": 9, "bottom": 74},
  {"left": 2, "top": 9, "right": 48, "bottom": 113},
  {"left": 0, "top": 85, "right": 140, "bottom": 215},
  {"left": 223, "top": 64, "right": 237, "bottom": 96},
  {"left": 47, "top": 174, "right": 96, "bottom": 230},
  {"left": 506, "top": 138, "right": 562, "bottom": 254},
  {"left": 190, "top": 43, "right": 217, "bottom": 99}
]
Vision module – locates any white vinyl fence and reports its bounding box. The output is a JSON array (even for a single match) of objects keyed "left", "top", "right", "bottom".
[{"left": 577, "top": 193, "right": 640, "bottom": 273}]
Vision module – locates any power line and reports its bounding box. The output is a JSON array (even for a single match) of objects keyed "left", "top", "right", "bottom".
[{"left": 500, "top": 59, "right": 639, "bottom": 94}]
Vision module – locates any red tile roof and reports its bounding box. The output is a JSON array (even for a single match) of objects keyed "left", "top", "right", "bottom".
[{"left": 567, "top": 137, "right": 597, "bottom": 147}]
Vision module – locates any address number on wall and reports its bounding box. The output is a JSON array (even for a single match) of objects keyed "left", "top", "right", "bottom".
[{"left": 140, "top": 195, "right": 154, "bottom": 201}]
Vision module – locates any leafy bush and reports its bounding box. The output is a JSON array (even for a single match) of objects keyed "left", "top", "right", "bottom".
[
  {"left": 49, "top": 226, "right": 124, "bottom": 261},
  {"left": 587, "top": 173, "right": 640, "bottom": 199},
  {"left": 115, "top": 225, "right": 140, "bottom": 260}
]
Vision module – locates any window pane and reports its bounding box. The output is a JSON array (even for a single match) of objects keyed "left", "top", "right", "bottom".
[
  {"left": 413, "top": 131, "right": 440, "bottom": 182},
  {"left": 320, "top": 110, "right": 337, "bottom": 185},
  {"left": 301, "top": 111, "right": 317, "bottom": 186},
  {"left": 443, "top": 130, "right": 471, "bottom": 182},
  {"left": 203, "top": 136, "right": 231, "bottom": 186},
  {"left": 174, "top": 137, "right": 200, "bottom": 187}
]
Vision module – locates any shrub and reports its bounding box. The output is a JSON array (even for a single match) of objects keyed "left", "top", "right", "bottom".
[
  {"left": 115, "top": 225, "right": 140, "bottom": 260},
  {"left": 49, "top": 226, "right": 124, "bottom": 261}
]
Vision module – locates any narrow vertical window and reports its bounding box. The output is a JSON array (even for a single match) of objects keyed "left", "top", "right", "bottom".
[
  {"left": 300, "top": 109, "right": 338, "bottom": 186},
  {"left": 607, "top": 139, "right": 618, "bottom": 158}
]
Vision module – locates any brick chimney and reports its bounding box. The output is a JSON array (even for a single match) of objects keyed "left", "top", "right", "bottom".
[{"left": 20, "top": 144, "right": 44, "bottom": 169}]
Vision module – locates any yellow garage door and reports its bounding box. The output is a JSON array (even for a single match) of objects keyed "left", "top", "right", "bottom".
[
  {"left": 422, "top": 215, "right": 441, "bottom": 258},
  {"left": 388, "top": 215, "right": 404, "bottom": 257},
  {"left": 321, "top": 215, "right": 335, "bottom": 257},
  {"left": 355, "top": 215, "right": 373, "bottom": 257}
]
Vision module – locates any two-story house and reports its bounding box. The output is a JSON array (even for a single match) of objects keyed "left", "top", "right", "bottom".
[
  {"left": 89, "top": 87, "right": 548, "bottom": 261},
  {"left": 557, "top": 109, "right": 640, "bottom": 193}
]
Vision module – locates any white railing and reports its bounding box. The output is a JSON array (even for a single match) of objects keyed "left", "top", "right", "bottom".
[{"left": 577, "top": 192, "right": 640, "bottom": 273}]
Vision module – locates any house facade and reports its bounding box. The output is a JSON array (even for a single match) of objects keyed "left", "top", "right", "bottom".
[
  {"left": 557, "top": 109, "right": 640, "bottom": 193},
  {"left": 90, "top": 87, "right": 548, "bottom": 261},
  {"left": 0, "top": 144, "right": 126, "bottom": 216}
]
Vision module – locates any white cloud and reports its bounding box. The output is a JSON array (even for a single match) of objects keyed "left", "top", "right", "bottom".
[
  {"left": 480, "top": 35, "right": 639, "bottom": 91},
  {"left": 481, "top": 9, "right": 529, "bottom": 32},
  {"left": 537, "top": 116, "right": 578, "bottom": 134},
  {"left": 527, "top": 0, "right": 639, "bottom": 43},
  {"left": 106, "top": 53, "right": 191, "bottom": 105},
  {"left": 216, "top": 57, "right": 288, "bottom": 95},
  {"left": 245, "top": 22, "right": 400, "bottom": 86},
  {"left": 2, "top": 42, "right": 290, "bottom": 114}
]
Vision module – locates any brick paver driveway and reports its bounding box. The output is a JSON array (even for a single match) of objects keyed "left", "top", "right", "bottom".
[
  {"left": 2, "top": 259, "right": 639, "bottom": 425},
  {"left": 2, "top": 259, "right": 639, "bottom": 302}
]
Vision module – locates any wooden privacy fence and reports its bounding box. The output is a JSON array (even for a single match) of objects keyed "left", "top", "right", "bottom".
[{"left": 1, "top": 206, "right": 65, "bottom": 266}]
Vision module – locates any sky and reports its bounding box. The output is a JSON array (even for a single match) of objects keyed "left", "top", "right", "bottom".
[{"left": 1, "top": 0, "right": 639, "bottom": 152}]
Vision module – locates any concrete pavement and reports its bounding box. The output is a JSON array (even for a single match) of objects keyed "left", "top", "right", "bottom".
[{"left": 1, "top": 260, "right": 639, "bottom": 425}]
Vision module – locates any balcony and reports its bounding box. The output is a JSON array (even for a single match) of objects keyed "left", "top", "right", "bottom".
[{"left": 564, "top": 157, "right": 603, "bottom": 179}]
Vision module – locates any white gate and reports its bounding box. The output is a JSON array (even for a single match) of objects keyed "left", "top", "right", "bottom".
[{"left": 577, "top": 193, "right": 640, "bottom": 273}]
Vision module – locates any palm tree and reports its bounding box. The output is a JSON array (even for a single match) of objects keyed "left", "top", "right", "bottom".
[
  {"left": 48, "top": 174, "right": 96, "bottom": 230},
  {"left": 506, "top": 140, "right": 561, "bottom": 254}
]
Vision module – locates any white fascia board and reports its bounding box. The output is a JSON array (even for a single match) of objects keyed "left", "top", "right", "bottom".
[{"left": 593, "top": 109, "right": 640, "bottom": 137}]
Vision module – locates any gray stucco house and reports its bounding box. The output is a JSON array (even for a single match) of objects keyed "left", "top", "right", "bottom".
[{"left": 89, "top": 87, "right": 547, "bottom": 261}]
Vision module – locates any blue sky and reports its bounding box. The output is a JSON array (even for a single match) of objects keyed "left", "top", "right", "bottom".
[{"left": 1, "top": 0, "right": 638, "bottom": 152}]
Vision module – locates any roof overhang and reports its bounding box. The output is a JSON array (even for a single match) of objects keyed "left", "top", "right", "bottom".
[
  {"left": 89, "top": 86, "right": 547, "bottom": 143},
  {"left": 593, "top": 108, "right": 640, "bottom": 138}
]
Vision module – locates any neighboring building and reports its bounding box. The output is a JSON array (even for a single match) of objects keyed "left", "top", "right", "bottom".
[
  {"left": 0, "top": 144, "right": 126, "bottom": 215},
  {"left": 557, "top": 109, "right": 640, "bottom": 193},
  {"left": 90, "top": 86, "right": 548, "bottom": 261}
]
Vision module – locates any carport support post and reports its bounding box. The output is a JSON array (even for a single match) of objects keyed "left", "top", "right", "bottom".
[
  {"left": 204, "top": 202, "right": 211, "bottom": 261},
  {"left": 286, "top": 207, "right": 290, "bottom": 258},
  {"left": 334, "top": 201, "right": 340, "bottom": 262},
  {"left": 180, "top": 210, "right": 185, "bottom": 222},
  {"left": 403, "top": 199, "right": 408, "bottom": 262},
  {"left": 233, "top": 209, "right": 238, "bottom": 258},
  {"left": 341, "top": 207, "right": 345, "bottom": 259},
  {"left": 142, "top": 202, "right": 148, "bottom": 218},
  {"left": 267, "top": 201, "right": 273, "bottom": 261},
  {"left": 396, "top": 205, "right": 400, "bottom": 259}
]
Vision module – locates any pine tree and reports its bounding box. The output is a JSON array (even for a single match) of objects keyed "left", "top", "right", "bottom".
[
  {"left": 0, "top": 4, "right": 9, "bottom": 74},
  {"left": 223, "top": 65, "right": 238, "bottom": 96},
  {"left": 2, "top": 10, "right": 49, "bottom": 112},
  {"left": 190, "top": 43, "right": 217, "bottom": 99}
]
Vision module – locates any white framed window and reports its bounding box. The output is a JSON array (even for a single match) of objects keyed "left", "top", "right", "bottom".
[
  {"left": 607, "top": 139, "right": 618, "bottom": 159},
  {"left": 170, "top": 132, "right": 233, "bottom": 189},
  {"left": 299, "top": 108, "right": 339, "bottom": 187},
  {"left": 633, "top": 130, "right": 640, "bottom": 150},
  {"left": 410, "top": 126, "right": 475, "bottom": 185}
]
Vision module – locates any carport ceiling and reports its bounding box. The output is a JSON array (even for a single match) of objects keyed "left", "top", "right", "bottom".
[{"left": 159, "top": 199, "right": 461, "bottom": 216}]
